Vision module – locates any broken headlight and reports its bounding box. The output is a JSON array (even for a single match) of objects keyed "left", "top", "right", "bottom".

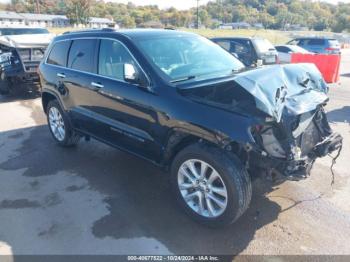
[{"left": 260, "top": 126, "right": 286, "bottom": 158}]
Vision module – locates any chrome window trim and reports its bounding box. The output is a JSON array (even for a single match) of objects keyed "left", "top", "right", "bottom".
[{"left": 44, "top": 36, "right": 151, "bottom": 87}]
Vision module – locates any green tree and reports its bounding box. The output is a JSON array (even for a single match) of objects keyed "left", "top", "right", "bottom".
[{"left": 66, "top": 0, "right": 92, "bottom": 25}]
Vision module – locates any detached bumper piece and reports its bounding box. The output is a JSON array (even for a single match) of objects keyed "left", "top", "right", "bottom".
[{"left": 312, "top": 132, "right": 343, "bottom": 158}]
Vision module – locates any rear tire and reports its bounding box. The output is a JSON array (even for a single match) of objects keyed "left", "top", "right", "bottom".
[
  {"left": 46, "top": 100, "right": 80, "bottom": 147},
  {"left": 170, "top": 143, "right": 252, "bottom": 227}
]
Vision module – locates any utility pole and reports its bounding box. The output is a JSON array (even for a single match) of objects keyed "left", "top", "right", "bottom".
[
  {"left": 220, "top": 0, "right": 223, "bottom": 24},
  {"left": 35, "top": 0, "right": 40, "bottom": 14},
  {"left": 196, "top": 0, "right": 200, "bottom": 29}
]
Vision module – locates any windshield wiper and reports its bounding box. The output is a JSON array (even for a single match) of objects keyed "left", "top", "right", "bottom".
[{"left": 170, "top": 75, "right": 196, "bottom": 83}]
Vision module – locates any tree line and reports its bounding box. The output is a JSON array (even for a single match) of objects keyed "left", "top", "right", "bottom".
[{"left": 1, "top": 0, "right": 350, "bottom": 32}]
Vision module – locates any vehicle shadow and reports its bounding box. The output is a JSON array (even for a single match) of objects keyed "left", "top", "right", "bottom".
[
  {"left": 327, "top": 106, "right": 350, "bottom": 124},
  {"left": 0, "top": 125, "right": 281, "bottom": 255},
  {"left": 0, "top": 89, "right": 41, "bottom": 103}
]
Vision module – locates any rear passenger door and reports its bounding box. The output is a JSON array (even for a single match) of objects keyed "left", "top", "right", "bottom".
[
  {"left": 308, "top": 39, "right": 326, "bottom": 53},
  {"left": 62, "top": 39, "right": 100, "bottom": 131},
  {"left": 41, "top": 40, "right": 72, "bottom": 99},
  {"left": 81, "top": 39, "right": 162, "bottom": 162}
]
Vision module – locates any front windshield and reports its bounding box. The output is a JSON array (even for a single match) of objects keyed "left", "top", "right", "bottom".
[
  {"left": 136, "top": 35, "right": 245, "bottom": 82},
  {"left": 0, "top": 28, "right": 49, "bottom": 36}
]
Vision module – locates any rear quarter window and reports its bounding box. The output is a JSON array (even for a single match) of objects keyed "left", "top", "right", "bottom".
[
  {"left": 47, "top": 41, "right": 71, "bottom": 67},
  {"left": 68, "top": 39, "right": 97, "bottom": 73}
]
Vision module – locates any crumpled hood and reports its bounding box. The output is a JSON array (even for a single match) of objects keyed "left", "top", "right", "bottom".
[
  {"left": 233, "top": 63, "right": 329, "bottom": 122},
  {"left": 0, "top": 33, "right": 54, "bottom": 48}
]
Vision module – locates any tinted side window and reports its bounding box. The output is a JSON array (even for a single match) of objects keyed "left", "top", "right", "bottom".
[
  {"left": 215, "top": 40, "right": 230, "bottom": 52},
  {"left": 47, "top": 41, "right": 71, "bottom": 67},
  {"left": 297, "top": 39, "right": 306, "bottom": 46},
  {"left": 98, "top": 39, "right": 137, "bottom": 81},
  {"left": 276, "top": 46, "right": 289, "bottom": 53},
  {"left": 307, "top": 39, "right": 325, "bottom": 45},
  {"left": 231, "top": 40, "right": 251, "bottom": 54},
  {"left": 68, "top": 39, "right": 97, "bottom": 73}
]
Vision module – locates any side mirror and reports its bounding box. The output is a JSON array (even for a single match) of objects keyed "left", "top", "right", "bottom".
[
  {"left": 123, "top": 63, "right": 150, "bottom": 90},
  {"left": 124, "top": 63, "right": 138, "bottom": 82}
]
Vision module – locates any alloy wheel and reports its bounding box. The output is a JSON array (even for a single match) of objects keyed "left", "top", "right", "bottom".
[
  {"left": 177, "top": 159, "right": 228, "bottom": 218},
  {"left": 48, "top": 107, "right": 66, "bottom": 142}
]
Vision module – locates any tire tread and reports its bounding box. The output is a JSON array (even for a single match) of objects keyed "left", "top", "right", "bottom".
[{"left": 46, "top": 100, "right": 80, "bottom": 147}]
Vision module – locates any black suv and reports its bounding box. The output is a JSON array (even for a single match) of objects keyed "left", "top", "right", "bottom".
[
  {"left": 39, "top": 29, "right": 342, "bottom": 227},
  {"left": 211, "top": 37, "right": 278, "bottom": 66}
]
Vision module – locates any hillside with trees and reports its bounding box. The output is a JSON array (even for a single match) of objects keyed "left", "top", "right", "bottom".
[{"left": 2, "top": 0, "right": 350, "bottom": 32}]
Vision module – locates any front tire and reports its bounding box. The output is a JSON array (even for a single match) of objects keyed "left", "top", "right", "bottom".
[
  {"left": 170, "top": 143, "right": 252, "bottom": 227},
  {"left": 46, "top": 100, "right": 80, "bottom": 147}
]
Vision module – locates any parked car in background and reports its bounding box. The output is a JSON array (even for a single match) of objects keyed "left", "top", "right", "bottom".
[
  {"left": 39, "top": 29, "right": 342, "bottom": 227},
  {"left": 211, "top": 37, "right": 278, "bottom": 66},
  {"left": 0, "top": 27, "right": 54, "bottom": 95},
  {"left": 287, "top": 37, "right": 341, "bottom": 55},
  {"left": 275, "top": 45, "right": 312, "bottom": 64}
]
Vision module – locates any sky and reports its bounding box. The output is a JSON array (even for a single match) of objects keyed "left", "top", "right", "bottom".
[{"left": 0, "top": 0, "right": 349, "bottom": 10}]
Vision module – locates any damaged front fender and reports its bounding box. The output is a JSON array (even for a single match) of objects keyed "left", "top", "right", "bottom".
[{"left": 233, "top": 63, "right": 329, "bottom": 122}]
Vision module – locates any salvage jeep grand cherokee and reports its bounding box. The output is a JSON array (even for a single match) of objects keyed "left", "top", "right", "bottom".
[{"left": 39, "top": 29, "right": 342, "bottom": 227}]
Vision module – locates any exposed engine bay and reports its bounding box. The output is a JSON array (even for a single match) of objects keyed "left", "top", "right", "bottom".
[
  {"left": 251, "top": 108, "right": 342, "bottom": 180},
  {"left": 180, "top": 63, "right": 343, "bottom": 181}
]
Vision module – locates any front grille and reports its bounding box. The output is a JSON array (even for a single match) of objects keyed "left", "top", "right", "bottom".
[
  {"left": 16, "top": 48, "right": 45, "bottom": 62},
  {"left": 17, "top": 49, "right": 31, "bottom": 62}
]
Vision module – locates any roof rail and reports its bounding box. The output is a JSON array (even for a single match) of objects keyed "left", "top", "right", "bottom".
[
  {"left": 102, "top": 27, "right": 115, "bottom": 32},
  {"left": 62, "top": 28, "right": 115, "bottom": 35}
]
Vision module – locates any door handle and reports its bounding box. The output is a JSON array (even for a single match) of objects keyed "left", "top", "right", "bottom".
[
  {"left": 91, "top": 82, "right": 104, "bottom": 89},
  {"left": 57, "top": 73, "right": 66, "bottom": 78}
]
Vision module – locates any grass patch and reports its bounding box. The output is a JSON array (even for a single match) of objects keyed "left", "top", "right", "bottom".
[
  {"left": 183, "top": 28, "right": 291, "bottom": 44},
  {"left": 48, "top": 27, "right": 337, "bottom": 45},
  {"left": 49, "top": 27, "right": 78, "bottom": 35}
]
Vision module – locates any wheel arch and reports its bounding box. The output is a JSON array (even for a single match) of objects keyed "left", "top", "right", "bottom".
[
  {"left": 162, "top": 128, "right": 246, "bottom": 168},
  {"left": 42, "top": 90, "right": 62, "bottom": 114}
]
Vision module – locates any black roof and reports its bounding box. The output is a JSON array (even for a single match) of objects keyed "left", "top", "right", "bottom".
[{"left": 58, "top": 28, "right": 196, "bottom": 41}]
